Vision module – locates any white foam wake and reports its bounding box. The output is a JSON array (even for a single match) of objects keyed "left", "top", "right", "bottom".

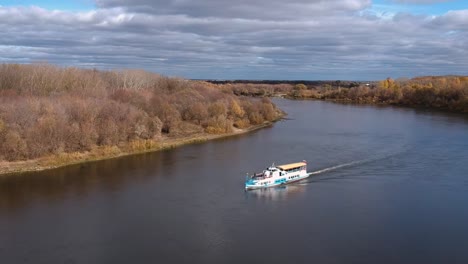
[
  {"left": 307, "top": 148, "right": 407, "bottom": 176},
  {"left": 308, "top": 159, "right": 366, "bottom": 175}
]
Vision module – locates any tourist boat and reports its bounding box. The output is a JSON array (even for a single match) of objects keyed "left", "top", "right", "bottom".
[{"left": 245, "top": 161, "right": 309, "bottom": 190}]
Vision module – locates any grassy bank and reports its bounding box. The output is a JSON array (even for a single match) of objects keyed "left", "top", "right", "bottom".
[{"left": 0, "top": 119, "right": 281, "bottom": 176}]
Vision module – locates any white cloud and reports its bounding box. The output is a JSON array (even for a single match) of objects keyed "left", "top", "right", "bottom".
[{"left": 0, "top": 1, "right": 467, "bottom": 80}]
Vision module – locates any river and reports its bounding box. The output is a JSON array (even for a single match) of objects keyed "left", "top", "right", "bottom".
[{"left": 1, "top": 99, "right": 468, "bottom": 264}]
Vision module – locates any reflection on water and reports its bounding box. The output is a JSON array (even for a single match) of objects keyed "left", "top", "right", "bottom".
[
  {"left": 245, "top": 183, "right": 306, "bottom": 201},
  {"left": 0, "top": 150, "right": 176, "bottom": 213}
]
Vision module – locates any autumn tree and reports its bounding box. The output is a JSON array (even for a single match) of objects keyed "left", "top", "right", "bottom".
[
  {"left": 229, "top": 100, "right": 245, "bottom": 119},
  {"left": 0, "top": 63, "right": 287, "bottom": 162},
  {"left": 184, "top": 102, "right": 209, "bottom": 125}
]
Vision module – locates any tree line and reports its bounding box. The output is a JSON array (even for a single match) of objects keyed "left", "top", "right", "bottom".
[
  {"left": 289, "top": 76, "right": 468, "bottom": 112},
  {"left": 0, "top": 64, "right": 282, "bottom": 162},
  {"left": 215, "top": 76, "right": 468, "bottom": 113}
]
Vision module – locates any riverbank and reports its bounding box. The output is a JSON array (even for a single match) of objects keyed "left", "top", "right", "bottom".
[
  {"left": 216, "top": 76, "right": 468, "bottom": 114},
  {"left": 0, "top": 119, "right": 281, "bottom": 176},
  {"left": 284, "top": 77, "right": 468, "bottom": 113},
  {"left": 285, "top": 96, "right": 468, "bottom": 115}
]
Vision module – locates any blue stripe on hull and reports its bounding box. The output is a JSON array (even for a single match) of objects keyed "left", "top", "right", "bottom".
[{"left": 245, "top": 174, "right": 309, "bottom": 190}]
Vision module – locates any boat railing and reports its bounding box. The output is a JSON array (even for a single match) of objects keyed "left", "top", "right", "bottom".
[{"left": 249, "top": 173, "right": 273, "bottom": 181}]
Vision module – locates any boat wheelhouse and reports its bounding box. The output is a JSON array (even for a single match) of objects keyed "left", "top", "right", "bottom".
[{"left": 245, "top": 161, "right": 309, "bottom": 190}]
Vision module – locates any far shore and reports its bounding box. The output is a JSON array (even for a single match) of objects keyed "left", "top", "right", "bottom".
[
  {"left": 0, "top": 119, "right": 282, "bottom": 177},
  {"left": 284, "top": 96, "right": 468, "bottom": 115}
]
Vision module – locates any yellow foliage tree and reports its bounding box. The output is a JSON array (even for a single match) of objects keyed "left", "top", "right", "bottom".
[{"left": 230, "top": 100, "right": 245, "bottom": 118}]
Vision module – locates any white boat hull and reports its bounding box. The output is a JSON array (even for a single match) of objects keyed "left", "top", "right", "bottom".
[{"left": 245, "top": 172, "right": 310, "bottom": 190}]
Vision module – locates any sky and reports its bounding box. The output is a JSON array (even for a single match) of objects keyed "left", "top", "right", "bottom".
[{"left": 0, "top": 0, "right": 467, "bottom": 80}]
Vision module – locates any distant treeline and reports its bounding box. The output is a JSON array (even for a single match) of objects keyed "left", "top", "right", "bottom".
[
  {"left": 203, "top": 79, "right": 367, "bottom": 88},
  {"left": 213, "top": 76, "right": 468, "bottom": 113},
  {"left": 0, "top": 64, "right": 282, "bottom": 162},
  {"left": 212, "top": 81, "right": 372, "bottom": 97},
  {"left": 289, "top": 76, "right": 468, "bottom": 112}
]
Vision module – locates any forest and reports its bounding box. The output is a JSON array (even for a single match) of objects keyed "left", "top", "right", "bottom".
[
  {"left": 288, "top": 76, "right": 468, "bottom": 113},
  {"left": 214, "top": 76, "right": 468, "bottom": 113},
  {"left": 0, "top": 64, "right": 282, "bottom": 163}
]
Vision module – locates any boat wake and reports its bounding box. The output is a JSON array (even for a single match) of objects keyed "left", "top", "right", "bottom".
[
  {"left": 307, "top": 160, "right": 365, "bottom": 176},
  {"left": 307, "top": 158, "right": 376, "bottom": 176},
  {"left": 306, "top": 147, "right": 408, "bottom": 177}
]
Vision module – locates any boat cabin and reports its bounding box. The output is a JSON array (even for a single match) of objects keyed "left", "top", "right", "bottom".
[{"left": 251, "top": 162, "right": 307, "bottom": 179}]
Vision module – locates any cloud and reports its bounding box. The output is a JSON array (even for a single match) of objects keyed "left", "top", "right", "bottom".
[
  {"left": 0, "top": 1, "right": 467, "bottom": 80},
  {"left": 431, "top": 9, "right": 468, "bottom": 29},
  {"left": 95, "top": 0, "right": 372, "bottom": 19}
]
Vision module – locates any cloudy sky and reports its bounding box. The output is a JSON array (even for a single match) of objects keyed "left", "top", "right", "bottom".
[{"left": 0, "top": 0, "right": 467, "bottom": 80}]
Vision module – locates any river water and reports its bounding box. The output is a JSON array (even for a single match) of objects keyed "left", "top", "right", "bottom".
[{"left": 1, "top": 99, "right": 468, "bottom": 264}]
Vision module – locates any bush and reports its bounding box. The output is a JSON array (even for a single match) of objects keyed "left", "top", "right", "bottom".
[{"left": 1, "top": 130, "right": 28, "bottom": 161}]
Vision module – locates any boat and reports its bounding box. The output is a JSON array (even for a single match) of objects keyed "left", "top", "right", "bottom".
[{"left": 245, "top": 161, "right": 309, "bottom": 190}]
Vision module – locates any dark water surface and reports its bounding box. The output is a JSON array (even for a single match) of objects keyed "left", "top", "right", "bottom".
[{"left": 1, "top": 100, "right": 468, "bottom": 264}]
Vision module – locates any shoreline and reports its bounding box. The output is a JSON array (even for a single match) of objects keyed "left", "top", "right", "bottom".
[
  {"left": 0, "top": 119, "right": 281, "bottom": 177},
  {"left": 284, "top": 96, "right": 468, "bottom": 114}
]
